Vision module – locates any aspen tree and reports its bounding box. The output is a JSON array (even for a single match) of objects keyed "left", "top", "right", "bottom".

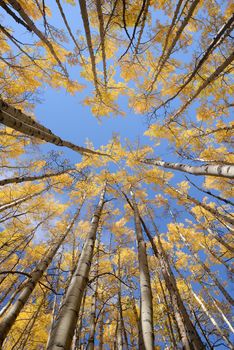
[
  {"left": 0, "top": 99, "right": 107, "bottom": 156},
  {"left": 174, "top": 266, "right": 233, "bottom": 348},
  {"left": 98, "top": 310, "right": 104, "bottom": 350},
  {"left": 192, "top": 291, "right": 233, "bottom": 348},
  {"left": 178, "top": 229, "right": 234, "bottom": 306},
  {"left": 142, "top": 158, "right": 234, "bottom": 179},
  {"left": 87, "top": 227, "right": 101, "bottom": 350},
  {"left": 0, "top": 186, "right": 49, "bottom": 214},
  {"left": 0, "top": 168, "right": 75, "bottom": 186},
  {"left": 169, "top": 185, "right": 234, "bottom": 226},
  {"left": 46, "top": 185, "right": 106, "bottom": 350},
  {"left": 6, "top": 0, "right": 68, "bottom": 77},
  {"left": 0, "top": 207, "right": 82, "bottom": 347},
  {"left": 130, "top": 191, "right": 154, "bottom": 350},
  {"left": 145, "top": 206, "right": 205, "bottom": 350},
  {"left": 122, "top": 190, "right": 204, "bottom": 349},
  {"left": 117, "top": 248, "right": 129, "bottom": 350},
  {"left": 0, "top": 0, "right": 233, "bottom": 347}
]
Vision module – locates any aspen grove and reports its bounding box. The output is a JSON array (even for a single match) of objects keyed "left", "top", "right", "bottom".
[{"left": 0, "top": 0, "right": 233, "bottom": 349}]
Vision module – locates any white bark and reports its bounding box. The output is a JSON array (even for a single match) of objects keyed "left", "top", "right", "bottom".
[
  {"left": 210, "top": 295, "right": 234, "bottom": 334},
  {"left": 192, "top": 291, "right": 233, "bottom": 348},
  {"left": 145, "top": 208, "right": 205, "bottom": 350},
  {"left": 0, "top": 187, "right": 47, "bottom": 213},
  {"left": 46, "top": 187, "right": 106, "bottom": 350},
  {"left": 131, "top": 192, "right": 154, "bottom": 350},
  {"left": 7, "top": 0, "right": 68, "bottom": 77},
  {"left": 0, "top": 207, "right": 82, "bottom": 346},
  {"left": 170, "top": 50, "right": 234, "bottom": 122},
  {"left": 174, "top": 187, "right": 234, "bottom": 226},
  {"left": 179, "top": 233, "right": 234, "bottom": 306},
  {"left": 0, "top": 168, "right": 74, "bottom": 186},
  {"left": 143, "top": 159, "right": 234, "bottom": 179},
  {"left": 0, "top": 99, "right": 106, "bottom": 156}
]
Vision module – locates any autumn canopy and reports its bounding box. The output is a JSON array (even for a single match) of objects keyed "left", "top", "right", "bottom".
[{"left": 0, "top": 0, "right": 233, "bottom": 349}]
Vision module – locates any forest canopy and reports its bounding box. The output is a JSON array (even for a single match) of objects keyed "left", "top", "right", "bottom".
[{"left": 0, "top": 0, "right": 233, "bottom": 349}]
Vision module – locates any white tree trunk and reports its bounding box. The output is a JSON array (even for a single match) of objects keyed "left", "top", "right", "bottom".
[
  {"left": 0, "top": 168, "right": 74, "bottom": 186},
  {"left": 46, "top": 187, "right": 106, "bottom": 350},
  {"left": 0, "top": 187, "right": 47, "bottom": 213},
  {"left": 143, "top": 159, "right": 234, "bottom": 179},
  {"left": 0, "top": 99, "right": 106, "bottom": 156},
  {"left": 131, "top": 192, "right": 154, "bottom": 350},
  {"left": 0, "top": 207, "right": 82, "bottom": 346},
  {"left": 192, "top": 291, "right": 233, "bottom": 348}
]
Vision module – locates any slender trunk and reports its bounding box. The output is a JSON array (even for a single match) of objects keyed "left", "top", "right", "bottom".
[
  {"left": 149, "top": 0, "right": 200, "bottom": 91},
  {"left": 0, "top": 186, "right": 48, "bottom": 213},
  {"left": 17, "top": 297, "right": 44, "bottom": 349},
  {"left": 78, "top": 0, "right": 100, "bottom": 94},
  {"left": 157, "top": 278, "right": 178, "bottom": 349},
  {"left": 131, "top": 296, "right": 145, "bottom": 350},
  {"left": 172, "top": 186, "right": 234, "bottom": 225},
  {"left": 209, "top": 293, "right": 234, "bottom": 333},
  {"left": 144, "top": 206, "right": 205, "bottom": 350},
  {"left": 76, "top": 288, "right": 87, "bottom": 350},
  {"left": 117, "top": 248, "right": 129, "bottom": 350},
  {"left": 0, "top": 207, "right": 82, "bottom": 347},
  {"left": 0, "top": 99, "right": 106, "bottom": 156},
  {"left": 87, "top": 228, "right": 101, "bottom": 350},
  {"left": 7, "top": 0, "right": 68, "bottom": 76},
  {"left": 131, "top": 191, "right": 154, "bottom": 350},
  {"left": 142, "top": 159, "right": 234, "bottom": 179},
  {"left": 190, "top": 212, "right": 234, "bottom": 253},
  {"left": 133, "top": 0, "right": 150, "bottom": 57},
  {"left": 154, "top": 13, "right": 234, "bottom": 111},
  {"left": 116, "top": 311, "right": 123, "bottom": 350},
  {"left": 192, "top": 291, "right": 233, "bottom": 348},
  {"left": 95, "top": 0, "right": 107, "bottom": 86},
  {"left": 170, "top": 50, "right": 234, "bottom": 122},
  {"left": 55, "top": 0, "right": 84, "bottom": 62},
  {"left": 0, "top": 168, "right": 74, "bottom": 186},
  {"left": 179, "top": 232, "right": 234, "bottom": 306},
  {"left": 98, "top": 310, "right": 104, "bottom": 350},
  {"left": 193, "top": 311, "right": 213, "bottom": 350},
  {"left": 200, "top": 243, "right": 234, "bottom": 273},
  {"left": 123, "top": 191, "right": 204, "bottom": 350},
  {"left": 46, "top": 186, "right": 106, "bottom": 350}
]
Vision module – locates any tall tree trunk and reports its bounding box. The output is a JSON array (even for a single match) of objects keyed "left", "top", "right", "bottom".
[
  {"left": 0, "top": 186, "right": 48, "bottom": 213},
  {"left": 192, "top": 291, "right": 233, "bottom": 348},
  {"left": 123, "top": 192, "right": 205, "bottom": 350},
  {"left": 208, "top": 292, "right": 234, "bottom": 333},
  {"left": 78, "top": 0, "right": 100, "bottom": 94},
  {"left": 170, "top": 50, "right": 234, "bottom": 123},
  {"left": 130, "top": 295, "right": 145, "bottom": 350},
  {"left": 0, "top": 168, "right": 74, "bottom": 186},
  {"left": 116, "top": 311, "right": 124, "bottom": 350},
  {"left": 157, "top": 277, "right": 178, "bottom": 348},
  {"left": 46, "top": 186, "right": 106, "bottom": 350},
  {"left": 148, "top": 0, "right": 200, "bottom": 92},
  {"left": 0, "top": 206, "right": 82, "bottom": 347},
  {"left": 117, "top": 248, "right": 129, "bottom": 350},
  {"left": 7, "top": 0, "right": 68, "bottom": 76},
  {"left": 172, "top": 186, "right": 234, "bottom": 226},
  {"left": 95, "top": 0, "right": 107, "bottom": 86},
  {"left": 131, "top": 191, "right": 154, "bottom": 350},
  {"left": 144, "top": 205, "right": 205, "bottom": 350},
  {"left": 0, "top": 98, "right": 106, "bottom": 156},
  {"left": 179, "top": 232, "right": 234, "bottom": 306},
  {"left": 98, "top": 310, "right": 104, "bottom": 350},
  {"left": 142, "top": 158, "right": 234, "bottom": 179},
  {"left": 87, "top": 228, "right": 102, "bottom": 350}
]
